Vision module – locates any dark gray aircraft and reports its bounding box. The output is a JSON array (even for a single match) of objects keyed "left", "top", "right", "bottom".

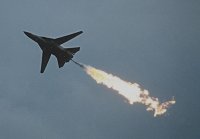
[{"left": 24, "top": 31, "right": 83, "bottom": 73}]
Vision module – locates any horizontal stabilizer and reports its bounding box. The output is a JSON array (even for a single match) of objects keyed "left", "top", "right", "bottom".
[
  {"left": 57, "top": 57, "right": 66, "bottom": 68},
  {"left": 65, "top": 47, "right": 80, "bottom": 55}
]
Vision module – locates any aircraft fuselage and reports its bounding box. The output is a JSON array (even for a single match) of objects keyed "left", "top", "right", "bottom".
[{"left": 25, "top": 32, "right": 72, "bottom": 59}]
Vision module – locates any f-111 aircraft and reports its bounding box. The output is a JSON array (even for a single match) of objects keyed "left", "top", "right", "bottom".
[{"left": 24, "top": 31, "right": 83, "bottom": 73}]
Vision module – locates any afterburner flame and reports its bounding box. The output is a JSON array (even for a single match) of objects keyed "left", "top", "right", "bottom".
[{"left": 84, "top": 65, "right": 175, "bottom": 117}]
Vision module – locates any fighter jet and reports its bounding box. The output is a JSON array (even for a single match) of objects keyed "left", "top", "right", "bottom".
[{"left": 24, "top": 31, "right": 83, "bottom": 73}]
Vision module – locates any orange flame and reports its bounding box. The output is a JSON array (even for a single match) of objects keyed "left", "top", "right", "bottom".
[{"left": 84, "top": 65, "right": 175, "bottom": 117}]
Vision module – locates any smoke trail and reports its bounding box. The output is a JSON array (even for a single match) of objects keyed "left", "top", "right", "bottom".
[{"left": 72, "top": 60, "right": 175, "bottom": 117}]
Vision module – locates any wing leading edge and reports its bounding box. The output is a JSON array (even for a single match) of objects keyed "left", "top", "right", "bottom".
[
  {"left": 41, "top": 51, "right": 51, "bottom": 73},
  {"left": 54, "top": 31, "right": 83, "bottom": 45}
]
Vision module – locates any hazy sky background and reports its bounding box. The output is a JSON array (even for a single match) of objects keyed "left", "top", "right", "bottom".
[{"left": 0, "top": 0, "right": 199, "bottom": 139}]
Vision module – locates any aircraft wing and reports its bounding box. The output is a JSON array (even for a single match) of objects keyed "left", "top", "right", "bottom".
[
  {"left": 54, "top": 31, "right": 83, "bottom": 45},
  {"left": 41, "top": 51, "right": 51, "bottom": 73}
]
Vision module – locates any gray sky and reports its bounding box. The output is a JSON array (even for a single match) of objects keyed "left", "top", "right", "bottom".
[{"left": 0, "top": 0, "right": 200, "bottom": 138}]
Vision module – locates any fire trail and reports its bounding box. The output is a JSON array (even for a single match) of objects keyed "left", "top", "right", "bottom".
[{"left": 71, "top": 60, "right": 176, "bottom": 117}]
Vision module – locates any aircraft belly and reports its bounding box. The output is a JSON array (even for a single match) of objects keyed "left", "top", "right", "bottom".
[{"left": 51, "top": 46, "right": 63, "bottom": 55}]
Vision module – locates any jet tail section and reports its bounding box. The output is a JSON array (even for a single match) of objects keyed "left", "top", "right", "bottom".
[
  {"left": 56, "top": 47, "right": 79, "bottom": 68},
  {"left": 65, "top": 47, "right": 80, "bottom": 55},
  {"left": 57, "top": 57, "right": 66, "bottom": 68}
]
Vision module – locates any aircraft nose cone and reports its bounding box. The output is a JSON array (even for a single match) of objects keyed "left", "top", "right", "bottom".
[
  {"left": 23, "top": 31, "right": 39, "bottom": 42},
  {"left": 24, "top": 31, "right": 40, "bottom": 42},
  {"left": 24, "top": 31, "right": 32, "bottom": 37}
]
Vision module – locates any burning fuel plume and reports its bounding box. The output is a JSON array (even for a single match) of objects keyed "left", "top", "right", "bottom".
[{"left": 72, "top": 60, "right": 175, "bottom": 117}]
